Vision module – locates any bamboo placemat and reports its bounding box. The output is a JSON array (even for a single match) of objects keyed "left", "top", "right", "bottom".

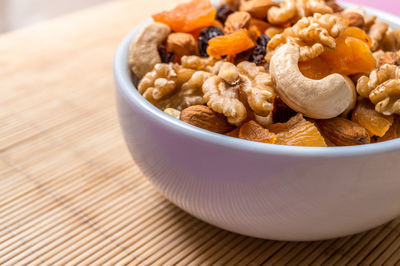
[{"left": 1, "top": 0, "right": 400, "bottom": 265}]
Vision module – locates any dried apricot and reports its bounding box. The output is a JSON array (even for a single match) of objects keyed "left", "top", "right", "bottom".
[
  {"left": 238, "top": 120, "right": 276, "bottom": 143},
  {"left": 299, "top": 28, "right": 376, "bottom": 79},
  {"left": 269, "top": 114, "right": 327, "bottom": 147},
  {"left": 152, "top": 0, "right": 216, "bottom": 33},
  {"left": 378, "top": 116, "right": 400, "bottom": 142},
  {"left": 351, "top": 99, "right": 394, "bottom": 137},
  {"left": 206, "top": 29, "right": 255, "bottom": 58},
  {"left": 342, "top": 27, "right": 372, "bottom": 48}
]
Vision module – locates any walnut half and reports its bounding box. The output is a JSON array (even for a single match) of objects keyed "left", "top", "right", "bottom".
[
  {"left": 357, "top": 64, "right": 400, "bottom": 115},
  {"left": 266, "top": 13, "right": 346, "bottom": 62},
  {"left": 202, "top": 61, "right": 276, "bottom": 126},
  {"left": 138, "top": 56, "right": 218, "bottom": 111}
]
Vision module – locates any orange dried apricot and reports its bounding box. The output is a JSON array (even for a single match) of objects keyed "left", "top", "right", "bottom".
[
  {"left": 152, "top": 0, "right": 216, "bottom": 33},
  {"left": 342, "top": 27, "right": 372, "bottom": 48},
  {"left": 378, "top": 116, "right": 400, "bottom": 142},
  {"left": 238, "top": 120, "right": 276, "bottom": 144},
  {"left": 206, "top": 29, "right": 255, "bottom": 58},
  {"left": 351, "top": 99, "right": 394, "bottom": 137},
  {"left": 269, "top": 114, "right": 327, "bottom": 147},
  {"left": 299, "top": 28, "right": 376, "bottom": 79}
]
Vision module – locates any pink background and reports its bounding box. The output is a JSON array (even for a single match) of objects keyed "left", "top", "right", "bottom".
[{"left": 345, "top": 0, "right": 400, "bottom": 16}]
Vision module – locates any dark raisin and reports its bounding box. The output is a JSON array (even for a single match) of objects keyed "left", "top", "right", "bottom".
[
  {"left": 249, "top": 34, "right": 270, "bottom": 65},
  {"left": 216, "top": 4, "right": 235, "bottom": 24},
  {"left": 272, "top": 97, "right": 297, "bottom": 123},
  {"left": 198, "top": 26, "right": 224, "bottom": 57},
  {"left": 234, "top": 49, "right": 253, "bottom": 64},
  {"left": 158, "top": 44, "right": 174, "bottom": 63}
]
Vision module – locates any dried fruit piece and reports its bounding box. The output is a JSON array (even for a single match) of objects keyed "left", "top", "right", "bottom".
[
  {"left": 180, "top": 105, "right": 235, "bottom": 133},
  {"left": 207, "top": 29, "right": 255, "bottom": 58},
  {"left": 238, "top": 120, "right": 276, "bottom": 143},
  {"left": 249, "top": 34, "right": 270, "bottom": 65},
  {"left": 342, "top": 27, "right": 372, "bottom": 48},
  {"left": 299, "top": 30, "right": 376, "bottom": 79},
  {"left": 316, "top": 117, "right": 370, "bottom": 146},
  {"left": 378, "top": 116, "right": 400, "bottom": 142},
  {"left": 152, "top": 0, "right": 216, "bottom": 33},
  {"left": 268, "top": 114, "right": 327, "bottom": 147},
  {"left": 216, "top": 4, "right": 235, "bottom": 23},
  {"left": 158, "top": 44, "right": 174, "bottom": 63},
  {"left": 198, "top": 26, "right": 224, "bottom": 57},
  {"left": 272, "top": 96, "right": 296, "bottom": 123},
  {"left": 351, "top": 99, "right": 394, "bottom": 137}
]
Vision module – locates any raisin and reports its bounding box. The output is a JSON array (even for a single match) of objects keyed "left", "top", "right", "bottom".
[
  {"left": 249, "top": 34, "right": 270, "bottom": 65},
  {"left": 158, "top": 44, "right": 174, "bottom": 63},
  {"left": 216, "top": 4, "right": 235, "bottom": 24},
  {"left": 272, "top": 96, "right": 297, "bottom": 123},
  {"left": 198, "top": 26, "right": 224, "bottom": 57}
]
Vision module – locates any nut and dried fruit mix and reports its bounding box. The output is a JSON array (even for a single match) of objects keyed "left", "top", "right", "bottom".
[{"left": 128, "top": 0, "right": 400, "bottom": 147}]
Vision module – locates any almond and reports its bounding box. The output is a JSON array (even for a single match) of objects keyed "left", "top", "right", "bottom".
[
  {"left": 224, "top": 11, "right": 251, "bottom": 34},
  {"left": 325, "top": 0, "right": 344, "bottom": 13},
  {"left": 239, "top": 0, "right": 278, "bottom": 20},
  {"left": 180, "top": 105, "right": 235, "bottom": 133},
  {"left": 316, "top": 117, "right": 371, "bottom": 146},
  {"left": 166, "top": 33, "right": 197, "bottom": 57},
  {"left": 343, "top": 12, "right": 365, "bottom": 28}
]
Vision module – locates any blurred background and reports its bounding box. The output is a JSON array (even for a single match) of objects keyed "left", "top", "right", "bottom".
[
  {"left": 0, "top": 0, "right": 399, "bottom": 33},
  {"left": 0, "top": 0, "right": 108, "bottom": 32}
]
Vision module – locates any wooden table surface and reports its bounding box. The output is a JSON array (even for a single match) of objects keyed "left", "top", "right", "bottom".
[{"left": 1, "top": 0, "right": 400, "bottom": 265}]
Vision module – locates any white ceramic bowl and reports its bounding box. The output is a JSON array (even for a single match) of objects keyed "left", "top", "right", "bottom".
[{"left": 114, "top": 4, "right": 400, "bottom": 241}]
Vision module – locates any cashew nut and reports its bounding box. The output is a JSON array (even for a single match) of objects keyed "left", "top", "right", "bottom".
[
  {"left": 270, "top": 43, "right": 356, "bottom": 119},
  {"left": 129, "top": 22, "right": 171, "bottom": 79}
]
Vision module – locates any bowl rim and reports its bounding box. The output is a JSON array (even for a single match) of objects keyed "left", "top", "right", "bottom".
[{"left": 114, "top": 1, "right": 400, "bottom": 158}]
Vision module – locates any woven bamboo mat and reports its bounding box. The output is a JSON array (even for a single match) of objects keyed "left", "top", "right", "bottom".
[{"left": 1, "top": 0, "right": 400, "bottom": 265}]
